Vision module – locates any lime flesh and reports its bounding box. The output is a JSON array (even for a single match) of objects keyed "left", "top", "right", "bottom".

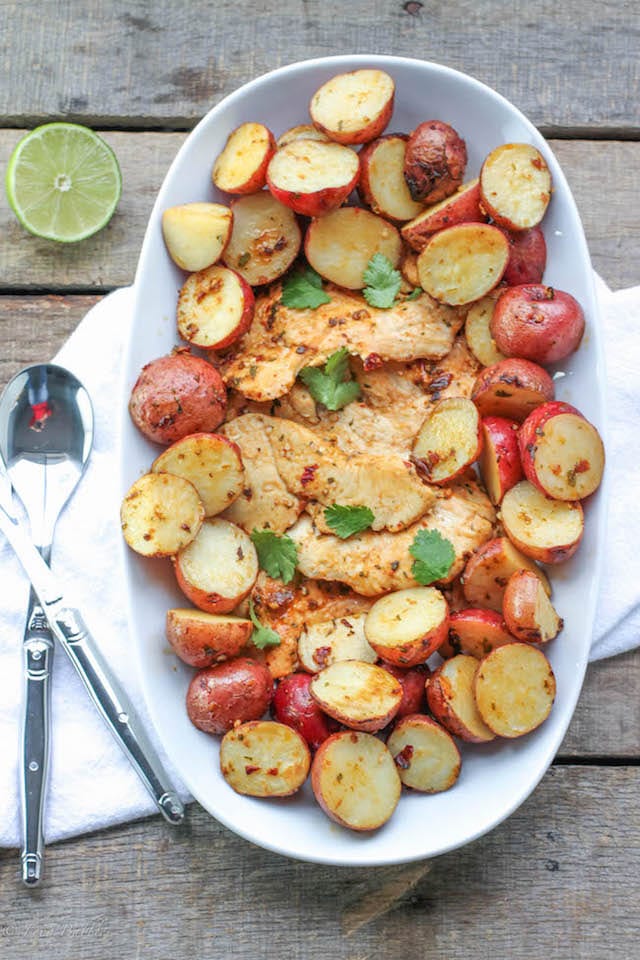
[{"left": 5, "top": 122, "right": 122, "bottom": 242}]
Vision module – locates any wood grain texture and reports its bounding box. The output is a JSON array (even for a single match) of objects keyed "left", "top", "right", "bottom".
[
  {"left": 0, "top": 0, "right": 638, "bottom": 134},
  {"left": 1, "top": 132, "right": 639, "bottom": 292},
  {"left": 0, "top": 766, "right": 638, "bottom": 960}
]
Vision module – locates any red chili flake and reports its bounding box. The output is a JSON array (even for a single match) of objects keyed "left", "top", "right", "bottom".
[
  {"left": 363, "top": 352, "right": 384, "bottom": 371},
  {"left": 531, "top": 156, "right": 544, "bottom": 170},
  {"left": 245, "top": 765, "right": 260, "bottom": 775},
  {"left": 267, "top": 767, "right": 279, "bottom": 776},
  {"left": 573, "top": 459, "right": 590, "bottom": 474},
  {"left": 312, "top": 646, "right": 332, "bottom": 667},
  {"left": 394, "top": 745, "right": 414, "bottom": 769},
  {"left": 300, "top": 464, "right": 318, "bottom": 486}
]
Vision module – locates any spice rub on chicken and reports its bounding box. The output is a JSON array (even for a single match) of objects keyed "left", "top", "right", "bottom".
[{"left": 219, "top": 282, "right": 465, "bottom": 401}]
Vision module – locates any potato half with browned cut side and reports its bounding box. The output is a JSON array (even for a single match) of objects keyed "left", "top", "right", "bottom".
[
  {"left": 121, "top": 472, "right": 203, "bottom": 558},
  {"left": 310, "top": 660, "right": 402, "bottom": 732},
  {"left": 267, "top": 139, "right": 359, "bottom": 217},
  {"left": 166, "top": 608, "right": 253, "bottom": 667},
  {"left": 412, "top": 397, "right": 482, "bottom": 485},
  {"left": 465, "top": 293, "right": 506, "bottom": 367},
  {"left": 222, "top": 192, "right": 301, "bottom": 287},
  {"left": 426, "top": 655, "right": 495, "bottom": 743},
  {"left": 462, "top": 536, "right": 551, "bottom": 613},
  {"left": 479, "top": 415, "right": 523, "bottom": 505},
  {"left": 403, "top": 121, "right": 467, "bottom": 205},
  {"left": 502, "top": 570, "right": 563, "bottom": 644},
  {"left": 364, "top": 587, "right": 449, "bottom": 667},
  {"left": 401, "top": 179, "right": 483, "bottom": 252},
  {"left": 305, "top": 206, "right": 402, "bottom": 290},
  {"left": 480, "top": 143, "right": 552, "bottom": 230},
  {"left": 471, "top": 357, "right": 554, "bottom": 422},
  {"left": 309, "top": 69, "right": 395, "bottom": 145},
  {"left": 440, "top": 607, "right": 514, "bottom": 660},
  {"left": 474, "top": 643, "right": 556, "bottom": 737},
  {"left": 297, "top": 614, "right": 376, "bottom": 673},
  {"left": 162, "top": 202, "right": 233, "bottom": 272},
  {"left": 177, "top": 264, "right": 254, "bottom": 352},
  {"left": 311, "top": 731, "right": 401, "bottom": 830},
  {"left": 174, "top": 517, "right": 259, "bottom": 613},
  {"left": 417, "top": 223, "right": 509, "bottom": 306},
  {"left": 152, "top": 432, "right": 245, "bottom": 517},
  {"left": 358, "top": 135, "right": 424, "bottom": 222},
  {"left": 500, "top": 480, "right": 584, "bottom": 564},
  {"left": 387, "top": 715, "right": 461, "bottom": 793},
  {"left": 276, "top": 124, "right": 330, "bottom": 148},
  {"left": 212, "top": 122, "right": 276, "bottom": 195},
  {"left": 220, "top": 721, "right": 310, "bottom": 797}
]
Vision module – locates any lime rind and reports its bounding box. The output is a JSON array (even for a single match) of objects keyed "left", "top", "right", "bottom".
[{"left": 5, "top": 122, "right": 122, "bottom": 243}]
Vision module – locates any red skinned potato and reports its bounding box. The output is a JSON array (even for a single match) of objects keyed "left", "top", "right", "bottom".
[
  {"left": 364, "top": 587, "right": 449, "bottom": 667},
  {"left": 310, "top": 660, "right": 402, "bottom": 733},
  {"left": 129, "top": 351, "right": 227, "bottom": 445},
  {"left": 471, "top": 357, "right": 554, "bottom": 421},
  {"left": 465, "top": 293, "right": 506, "bottom": 367},
  {"left": 220, "top": 720, "right": 310, "bottom": 797},
  {"left": 177, "top": 264, "right": 254, "bottom": 351},
  {"left": 271, "top": 672, "right": 339, "bottom": 751},
  {"left": 186, "top": 657, "right": 273, "bottom": 735},
  {"left": 276, "top": 124, "right": 330, "bottom": 148},
  {"left": 174, "top": 518, "right": 259, "bottom": 613},
  {"left": 462, "top": 536, "right": 551, "bottom": 613},
  {"left": 401, "top": 179, "right": 483, "bottom": 252},
  {"left": 305, "top": 206, "right": 402, "bottom": 290},
  {"left": 411, "top": 397, "right": 482, "bottom": 485},
  {"left": 297, "top": 614, "right": 376, "bottom": 673},
  {"left": 501, "top": 226, "right": 547, "bottom": 285},
  {"left": 311, "top": 731, "right": 401, "bottom": 831},
  {"left": 479, "top": 415, "right": 523, "bottom": 505},
  {"left": 403, "top": 121, "right": 467, "bottom": 204},
  {"left": 426, "top": 655, "right": 495, "bottom": 743},
  {"left": 474, "top": 643, "right": 556, "bottom": 737},
  {"left": 440, "top": 608, "right": 515, "bottom": 660},
  {"left": 490, "top": 284, "right": 585, "bottom": 364},
  {"left": 501, "top": 480, "right": 585, "bottom": 564},
  {"left": 502, "top": 570, "right": 563, "bottom": 644},
  {"left": 309, "top": 69, "right": 395, "bottom": 145},
  {"left": 162, "top": 202, "right": 233, "bottom": 272},
  {"left": 266, "top": 139, "right": 359, "bottom": 217},
  {"left": 480, "top": 143, "right": 552, "bottom": 230},
  {"left": 222, "top": 192, "right": 301, "bottom": 287},
  {"left": 152, "top": 432, "right": 244, "bottom": 517},
  {"left": 381, "top": 664, "right": 429, "bottom": 718},
  {"left": 518, "top": 401, "right": 605, "bottom": 501},
  {"left": 358, "top": 135, "right": 424, "bottom": 222},
  {"left": 387, "top": 715, "right": 461, "bottom": 793},
  {"left": 416, "top": 223, "right": 509, "bottom": 306},
  {"left": 166, "top": 609, "right": 253, "bottom": 668},
  {"left": 120, "top": 473, "right": 203, "bottom": 558},
  {"left": 212, "top": 122, "right": 276, "bottom": 195}
]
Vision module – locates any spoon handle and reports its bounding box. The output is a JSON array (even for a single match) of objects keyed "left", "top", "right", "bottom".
[{"left": 20, "top": 591, "right": 54, "bottom": 886}]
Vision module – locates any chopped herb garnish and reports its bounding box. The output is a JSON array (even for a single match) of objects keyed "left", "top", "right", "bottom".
[
  {"left": 250, "top": 529, "right": 298, "bottom": 584},
  {"left": 298, "top": 347, "right": 361, "bottom": 410},
  {"left": 281, "top": 266, "right": 331, "bottom": 309},
  {"left": 324, "top": 504, "right": 375, "bottom": 539},
  {"left": 409, "top": 529, "right": 455, "bottom": 585},
  {"left": 248, "top": 599, "right": 281, "bottom": 649},
  {"left": 362, "top": 253, "right": 403, "bottom": 309}
]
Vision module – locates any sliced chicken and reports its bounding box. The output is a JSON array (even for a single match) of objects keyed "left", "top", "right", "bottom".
[
  {"left": 289, "top": 478, "right": 496, "bottom": 596},
  {"left": 405, "top": 334, "right": 481, "bottom": 403},
  {"left": 220, "top": 283, "right": 466, "bottom": 400}
]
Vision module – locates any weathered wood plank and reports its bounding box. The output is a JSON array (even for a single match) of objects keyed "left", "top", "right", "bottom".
[
  {"left": 0, "top": 766, "right": 638, "bottom": 960},
  {"left": 0, "top": 132, "right": 639, "bottom": 292},
  {"left": 0, "top": 1, "right": 638, "bottom": 134}
]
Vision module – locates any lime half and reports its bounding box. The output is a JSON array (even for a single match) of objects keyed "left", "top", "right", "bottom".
[{"left": 5, "top": 123, "right": 122, "bottom": 242}]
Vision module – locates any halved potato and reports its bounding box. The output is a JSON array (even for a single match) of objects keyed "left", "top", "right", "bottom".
[
  {"left": 309, "top": 660, "right": 402, "bottom": 732},
  {"left": 177, "top": 264, "right": 254, "bottom": 351},
  {"left": 464, "top": 292, "right": 506, "bottom": 367},
  {"left": 212, "top": 122, "right": 276, "bottom": 195},
  {"left": 411, "top": 397, "right": 482, "bottom": 485},
  {"left": 416, "top": 223, "right": 509, "bottom": 305},
  {"left": 311, "top": 731, "right": 401, "bottom": 830},
  {"left": 480, "top": 143, "right": 552, "bottom": 230},
  {"left": 358, "top": 135, "right": 424, "bottom": 221},
  {"left": 462, "top": 536, "right": 551, "bottom": 613},
  {"left": 440, "top": 607, "right": 514, "bottom": 660},
  {"left": 162, "top": 202, "right": 233, "bottom": 272},
  {"left": 276, "top": 124, "right": 330, "bottom": 147},
  {"left": 426, "top": 654, "right": 495, "bottom": 743},
  {"left": 502, "top": 569, "right": 563, "bottom": 644},
  {"left": 152, "top": 432, "right": 245, "bottom": 517},
  {"left": 309, "top": 69, "right": 395, "bottom": 145},
  {"left": 478, "top": 414, "right": 523, "bottom": 505},
  {"left": 222, "top": 192, "right": 302, "bottom": 286},
  {"left": 364, "top": 587, "right": 449, "bottom": 666},
  {"left": 166, "top": 608, "right": 252, "bottom": 667},
  {"left": 403, "top": 121, "right": 467, "bottom": 204},
  {"left": 387, "top": 715, "right": 461, "bottom": 793},
  {"left": 471, "top": 358, "right": 554, "bottom": 421},
  {"left": 267, "top": 139, "right": 359, "bottom": 216},
  {"left": 297, "top": 614, "right": 376, "bottom": 673},
  {"left": 401, "top": 179, "right": 483, "bottom": 251},
  {"left": 120, "top": 473, "right": 203, "bottom": 558},
  {"left": 474, "top": 643, "right": 556, "bottom": 737},
  {"left": 220, "top": 721, "right": 310, "bottom": 797},
  {"left": 174, "top": 517, "right": 259, "bottom": 613},
  {"left": 500, "top": 480, "right": 584, "bottom": 564},
  {"left": 305, "top": 206, "right": 402, "bottom": 289}
]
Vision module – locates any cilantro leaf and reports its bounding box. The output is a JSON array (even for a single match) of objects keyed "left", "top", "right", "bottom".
[
  {"left": 250, "top": 529, "right": 298, "bottom": 584},
  {"left": 248, "top": 599, "right": 281, "bottom": 649},
  {"left": 409, "top": 529, "right": 455, "bottom": 585},
  {"left": 298, "top": 347, "right": 361, "bottom": 410},
  {"left": 281, "top": 267, "right": 331, "bottom": 309},
  {"left": 362, "top": 253, "right": 403, "bottom": 309},
  {"left": 403, "top": 286, "right": 423, "bottom": 301},
  {"left": 324, "top": 504, "right": 375, "bottom": 539}
]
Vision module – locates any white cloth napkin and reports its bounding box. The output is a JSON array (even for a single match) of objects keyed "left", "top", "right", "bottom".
[{"left": 0, "top": 277, "right": 637, "bottom": 847}]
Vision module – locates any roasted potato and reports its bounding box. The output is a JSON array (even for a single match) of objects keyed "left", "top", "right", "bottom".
[
  {"left": 220, "top": 720, "right": 310, "bottom": 797},
  {"left": 462, "top": 536, "right": 551, "bottom": 612},
  {"left": 412, "top": 397, "right": 482, "bottom": 485},
  {"left": 426, "top": 654, "right": 495, "bottom": 743},
  {"left": 186, "top": 657, "right": 273, "bottom": 735},
  {"left": 480, "top": 143, "right": 552, "bottom": 230},
  {"left": 502, "top": 570, "right": 563, "bottom": 644},
  {"left": 440, "top": 607, "right": 515, "bottom": 660},
  {"left": 177, "top": 264, "right": 254, "bottom": 352},
  {"left": 152, "top": 432, "right": 245, "bottom": 517},
  {"left": 403, "top": 120, "right": 467, "bottom": 204},
  {"left": 166, "top": 609, "right": 253, "bottom": 668},
  {"left": 305, "top": 206, "right": 402, "bottom": 289},
  {"left": 222, "top": 191, "right": 301, "bottom": 286},
  {"left": 212, "top": 122, "right": 276, "bottom": 195},
  {"left": 309, "top": 69, "right": 395, "bottom": 145},
  {"left": 464, "top": 292, "right": 506, "bottom": 367},
  {"left": 271, "top": 672, "right": 339, "bottom": 751},
  {"left": 471, "top": 357, "right": 555, "bottom": 422},
  {"left": 174, "top": 517, "right": 259, "bottom": 613},
  {"left": 162, "top": 202, "right": 233, "bottom": 272},
  {"left": 500, "top": 480, "right": 585, "bottom": 564},
  {"left": 416, "top": 223, "right": 509, "bottom": 306},
  {"left": 474, "top": 643, "right": 556, "bottom": 737},
  {"left": 387, "top": 715, "right": 461, "bottom": 793},
  {"left": 120, "top": 473, "right": 203, "bottom": 558},
  {"left": 267, "top": 138, "right": 359, "bottom": 217},
  {"left": 401, "top": 179, "right": 483, "bottom": 251},
  {"left": 501, "top": 226, "right": 547, "bottom": 286},
  {"left": 479, "top": 415, "right": 523, "bottom": 505},
  {"left": 364, "top": 587, "right": 449, "bottom": 666},
  {"left": 490, "top": 284, "right": 585, "bottom": 365},
  {"left": 310, "top": 660, "right": 402, "bottom": 733},
  {"left": 358, "top": 134, "right": 424, "bottom": 221}
]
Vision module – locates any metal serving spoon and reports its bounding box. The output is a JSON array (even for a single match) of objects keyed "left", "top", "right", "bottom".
[{"left": 0, "top": 364, "right": 93, "bottom": 885}]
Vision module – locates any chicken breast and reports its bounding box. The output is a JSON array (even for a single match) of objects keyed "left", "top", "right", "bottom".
[
  {"left": 220, "top": 283, "right": 465, "bottom": 401},
  {"left": 289, "top": 478, "right": 496, "bottom": 596},
  {"left": 404, "top": 334, "right": 481, "bottom": 403}
]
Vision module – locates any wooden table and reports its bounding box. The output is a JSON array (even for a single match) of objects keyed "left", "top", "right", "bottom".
[{"left": 1, "top": 3, "right": 639, "bottom": 957}]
